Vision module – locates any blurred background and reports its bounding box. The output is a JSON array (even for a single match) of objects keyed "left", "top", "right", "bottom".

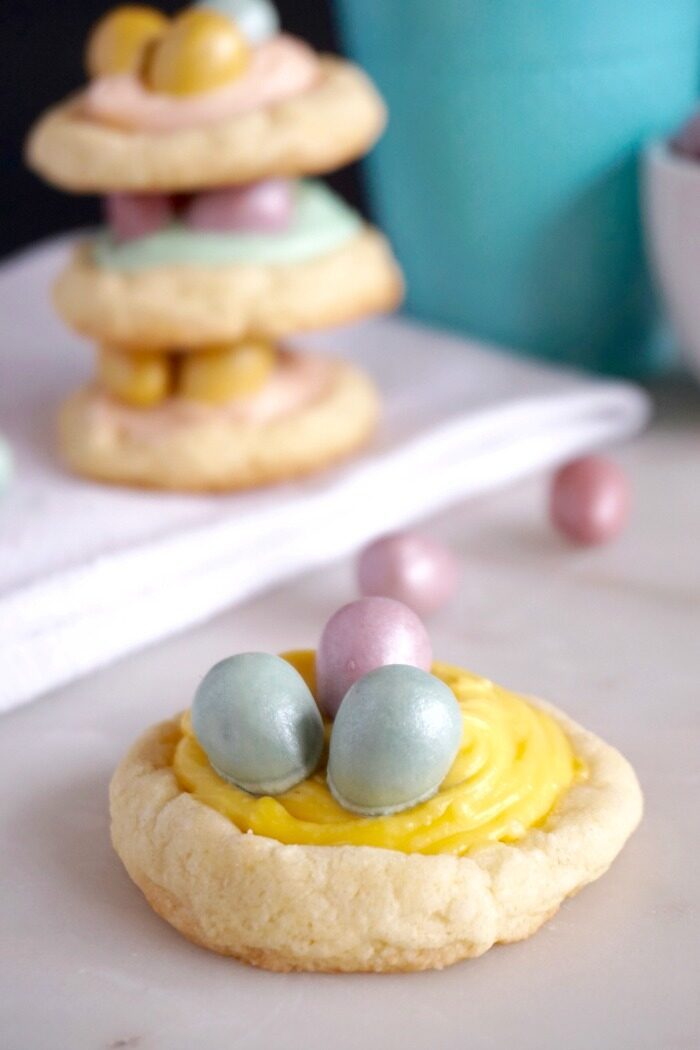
[
  {"left": 5, "top": 0, "right": 700, "bottom": 377},
  {"left": 2, "top": 0, "right": 359, "bottom": 257}
]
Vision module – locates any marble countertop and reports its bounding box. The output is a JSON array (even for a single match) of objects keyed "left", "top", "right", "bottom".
[{"left": 1, "top": 380, "right": 698, "bottom": 1050}]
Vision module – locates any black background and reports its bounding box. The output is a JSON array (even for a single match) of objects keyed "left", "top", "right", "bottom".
[{"left": 1, "top": 0, "right": 364, "bottom": 258}]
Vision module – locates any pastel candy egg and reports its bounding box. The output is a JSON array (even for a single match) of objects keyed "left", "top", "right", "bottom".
[
  {"left": 357, "top": 531, "right": 459, "bottom": 616},
  {"left": 85, "top": 5, "right": 169, "bottom": 78},
  {"left": 178, "top": 340, "right": 276, "bottom": 403},
  {"left": 671, "top": 111, "right": 700, "bottom": 158},
  {"left": 327, "top": 665, "right": 463, "bottom": 816},
  {"left": 550, "top": 456, "right": 629, "bottom": 546},
  {"left": 317, "top": 597, "right": 432, "bottom": 719},
  {"left": 97, "top": 346, "right": 172, "bottom": 407},
  {"left": 192, "top": 652, "right": 323, "bottom": 794},
  {"left": 196, "top": 0, "right": 280, "bottom": 46},
  {"left": 146, "top": 9, "right": 250, "bottom": 97},
  {"left": 185, "top": 180, "right": 294, "bottom": 233},
  {"left": 104, "top": 193, "right": 174, "bottom": 242}
]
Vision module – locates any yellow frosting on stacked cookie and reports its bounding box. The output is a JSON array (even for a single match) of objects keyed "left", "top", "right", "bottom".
[{"left": 173, "top": 651, "right": 581, "bottom": 856}]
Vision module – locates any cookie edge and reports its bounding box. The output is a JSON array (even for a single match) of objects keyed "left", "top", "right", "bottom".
[{"left": 109, "top": 697, "right": 643, "bottom": 972}]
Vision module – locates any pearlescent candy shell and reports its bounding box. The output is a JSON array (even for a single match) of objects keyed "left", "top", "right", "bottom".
[
  {"left": 357, "top": 531, "right": 459, "bottom": 615},
  {"left": 316, "top": 597, "right": 433, "bottom": 719},
  {"left": 196, "top": 0, "right": 280, "bottom": 45},
  {"left": 105, "top": 193, "right": 173, "bottom": 243},
  {"left": 550, "top": 456, "right": 629, "bottom": 546},
  {"left": 327, "top": 664, "right": 463, "bottom": 816},
  {"left": 192, "top": 652, "right": 323, "bottom": 795},
  {"left": 671, "top": 111, "right": 700, "bottom": 158},
  {"left": 185, "top": 180, "right": 293, "bottom": 233}
]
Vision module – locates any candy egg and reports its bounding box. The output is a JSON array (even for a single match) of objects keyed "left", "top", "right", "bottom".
[
  {"left": 185, "top": 180, "right": 294, "bottom": 233},
  {"left": 104, "top": 192, "right": 174, "bottom": 243},
  {"left": 550, "top": 456, "right": 630, "bottom": 546},
  {"left": 357, "top": 531, "right": 459, "bottom": 616},
  {"left": 86, "top": 5, "right": 169, "bottom": 78},
  {"left": 671, "top": 111, "right": 700, "bottom": 159},
  {"left": 327, "top": 665, "right": 462, "bottom": 816},
  {"left": 178, "top": 340, "right": 276, "bottom": 403},
  {"left": 191, "top": 652, "right": 324, "bottom": 794},
  {"left": 196, "top": 0, "right": 280, "bottom": 46},
  {"left": 316, "top": 597, "right": 433, "bottom": 719},
  {"left": 97, "top": 346, "right": 172, "bottom": 407},
  {"left": 145, "top": 8, "right": 250, "bottom": 96}
]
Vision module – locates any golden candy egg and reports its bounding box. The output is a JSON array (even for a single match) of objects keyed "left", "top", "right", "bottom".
[
  {"left": 98, "top": 347, "right": 172, "bottom": 408},
  {"left": 85, "top": 6, "right": 169, "bottom": 78},
  {"left": 179, "top": 341, "right": 276, "bottom": 403},
  {"left": 145, "top": 8, "right": 250, "bottom": 96}
]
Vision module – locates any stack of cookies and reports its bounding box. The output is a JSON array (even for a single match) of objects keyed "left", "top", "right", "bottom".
[{"left": 27, "top": 0, "right": 402, "bottom": 490}]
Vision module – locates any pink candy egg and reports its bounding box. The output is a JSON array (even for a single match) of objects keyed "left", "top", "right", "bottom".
[
  {"left": 550, "top": 456, "right": 629, "bottom": 546},
  {"left": 104, "top": 193, "right": 174, "bottom": 242},
  {"left": 316, "top": 597, "right": 433, "bottom": 719},
  {"left": 185, "top": 180, "right": 294, "bottom": 233},
  {"left": 671, "top": 112, "right": 700, "bottom": 158},
  {"left": 357, "top": 531, "right": 458, "bottom": 616}
]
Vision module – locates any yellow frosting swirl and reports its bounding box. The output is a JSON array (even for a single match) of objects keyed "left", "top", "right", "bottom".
[{"left": 173, "top": 651, "right": 582, "bottom": 856}]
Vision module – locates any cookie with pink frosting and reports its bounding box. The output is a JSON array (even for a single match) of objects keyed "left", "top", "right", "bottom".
[
  {"left": 25, "top": 3, "right": 386, "bottom": 193},
  {"left": 59, "top": 352, "right": 380, "bottom": 491}
]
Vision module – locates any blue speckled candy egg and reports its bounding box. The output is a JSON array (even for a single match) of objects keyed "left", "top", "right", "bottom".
[
  {"left": 192, "top": 652, "right": 323, "bottom": 794},
  {"left": 327, "top": 664, "right": 463, "bottom": 816},
  {"left": 196, "top": 0, "right": 280, "bottom": 45}
]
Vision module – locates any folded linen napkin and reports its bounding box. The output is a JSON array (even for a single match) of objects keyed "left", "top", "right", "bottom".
[{"left": 0, "top": 237, "right": 651, "bottom": 711}]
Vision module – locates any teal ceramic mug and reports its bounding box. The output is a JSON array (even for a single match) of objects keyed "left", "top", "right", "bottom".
[{"left": 335, "top": 0, "right": 700, "bottom": 375}]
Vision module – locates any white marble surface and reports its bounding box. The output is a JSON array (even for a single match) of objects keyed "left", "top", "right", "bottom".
[{"left": 1, "top": 382, "right": 698, "bottom": 1050}]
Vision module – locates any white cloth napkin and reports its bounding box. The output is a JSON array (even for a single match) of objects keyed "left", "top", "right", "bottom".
[{"left": 0, "top": 236, "right": 651, "bottom": 712}]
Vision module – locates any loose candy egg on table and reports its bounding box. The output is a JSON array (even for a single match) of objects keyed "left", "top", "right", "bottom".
[
  {"left": 192, "top": 652, "right": 324, "bottom": 794},
  {"left": 98, "top": 346, "right": 172, "bottom": 408},
  {"left": 357, "top": 531, "right": 459, "bottom": 616},
  {"left": 550, "top": 456, "right": 630, "bottom": 546},
  {"left": 105, "top": 193, "right": 174, "bottom": 243},
  {"left": 86, "top": 5, "right": 169, "bottom": 78},
  {"left": 178, "top": 340, "right": 276, "bottom": 403},
  {"left": 185, "top": 180, "right": 294, "bottom": 233},
  {"left": 327, "top": 664, "right": 463, "bottom": 816},
  {"left": 145, "top": 8, "right": 250, "bottom": 96},
  {"left": 316, "top": 597, "right": 433, "bottom": 719},
  {"left": 196, "top": 0, "right": 280, "bottom": 46}
]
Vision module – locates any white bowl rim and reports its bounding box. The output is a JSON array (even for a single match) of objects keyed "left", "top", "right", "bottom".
[{"left": 645, "top": 138, "right": 700, "bottom": 178}]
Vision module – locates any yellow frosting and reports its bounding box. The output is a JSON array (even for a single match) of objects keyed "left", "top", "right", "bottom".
[{"left": 173, "top": 651, "right": 582, "bottom": 856}]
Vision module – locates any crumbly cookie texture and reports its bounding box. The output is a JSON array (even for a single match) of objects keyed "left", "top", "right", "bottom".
[
  {"left": 110, "top": 701, "right": 643, "bottom": 972},
  {"left": 53, "top": 228, "right": 402, "bottom": 350},
  {"left": 59, "top": 357, "right": 379, "bottom": 491},
  {"left": 26, "top": 58, "right": 385, "bottom": 193}
]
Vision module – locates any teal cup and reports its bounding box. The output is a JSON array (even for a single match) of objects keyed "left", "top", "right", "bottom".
[{"left": 334, "top": 0, "right": 700, "bottom": 375}]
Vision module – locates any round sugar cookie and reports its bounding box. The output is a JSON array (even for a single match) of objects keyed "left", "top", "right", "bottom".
[
  {"left": 26, "top": 58, "right": 385, "bottom": 193},
  {"left": 59, "top": 354, "right": 379, "bottom": 491},
  {"left": 53, "top": 227, "right": 402, "bottom": 351},
  {"left": 110, "top": 690, "right": 643, "bottom": 972}
]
